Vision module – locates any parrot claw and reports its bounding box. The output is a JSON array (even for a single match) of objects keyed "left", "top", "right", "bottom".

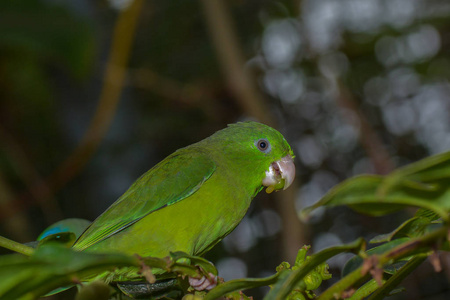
[{"left": 188, "top": 273, "right": 217, "bottom": 291}]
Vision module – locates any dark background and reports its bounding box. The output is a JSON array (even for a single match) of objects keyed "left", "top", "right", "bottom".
[{"left": 0, "top": 0, "right": 449, "bottom": 299}]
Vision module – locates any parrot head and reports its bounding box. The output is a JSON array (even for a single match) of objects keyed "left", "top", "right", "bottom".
[{"left": 205, "top": 121, "right": 295, "bottom": 194}]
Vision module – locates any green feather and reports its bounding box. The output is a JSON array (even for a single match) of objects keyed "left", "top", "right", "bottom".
[
  {"left": 73, "top": 151, "right": 216, "bottom": 251},
  {"left": 72, "top": 121, "right": 294, "bottom": 265}
]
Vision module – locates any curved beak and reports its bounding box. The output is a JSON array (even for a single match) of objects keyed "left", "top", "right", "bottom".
[{"left": 262, "top": 155, "right": 295, "bottom": 193}]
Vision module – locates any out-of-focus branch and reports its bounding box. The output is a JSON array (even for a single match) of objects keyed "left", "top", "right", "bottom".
[
  {"left": 131, "top": 67, "right": 225, "bottom": 122},
  {"left": 274, "top": 180, "right": 308, "bottom": 262},
  {"left": 200, "top": 0, "right": 306, "bottom": 262},
  {"left": 0, "top": 125, "right": 63, "bottom": 224},
  {"left": 0, "top": 172, "right": 32, "bottom": 241},
  {"left": 130, "top": 68, "right": 227, "bottom": 122},
  {"left": 131, "top": 68, "right": 212, "bottom": 106},
  {"left": 1, "top": 1, "right": 143, "bottom": 226},
  {"left": 46, "top": 0, "right": 143, "bottom": 192},
  {"left": 200, "top": 0, "right": 273, "bottom": 126},
  {"left": 337, "top": 81, "right": 395, "bottom": 174}
]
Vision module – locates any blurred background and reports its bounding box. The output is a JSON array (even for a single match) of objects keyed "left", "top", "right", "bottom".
[{"left": 0, "top": 0, "right": 449, "bottom": 299}]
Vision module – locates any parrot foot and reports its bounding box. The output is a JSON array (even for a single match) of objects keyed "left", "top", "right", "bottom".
[{"left": 188, "top": 273, "right": 217, "bottom": 291}]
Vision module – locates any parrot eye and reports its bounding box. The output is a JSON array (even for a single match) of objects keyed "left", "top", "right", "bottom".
[{"left": 256, "top": 138, "right": 271, "bottom": 153}]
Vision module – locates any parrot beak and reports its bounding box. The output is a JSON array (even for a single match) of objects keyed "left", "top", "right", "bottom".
[{"left": 262, "top": 155, "right": 295, "bottom": 193}]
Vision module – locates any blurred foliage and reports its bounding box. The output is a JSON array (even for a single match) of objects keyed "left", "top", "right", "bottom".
[
  {"left": 0, "top": 0, "right": 94, "bottom": 169},
  {"left": 0, "top": 0, "right": 450, "bottom": 299},
  {"left": 301, "top": 151, "right": 450, "bottom": 220},
  {"left": 0, "top": 151, "right": 449, "bottom": 299},
  {"left": 0, "top": 234, "right": 332, "bottom": 300}
]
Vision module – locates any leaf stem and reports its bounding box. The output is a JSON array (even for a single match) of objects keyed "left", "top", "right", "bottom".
[
  {"left": 0, "top": 235, "right": 34, "bottom": 256},
  {"left": 316, "top": 266, "right": 368, "bottom": 300},
  {"left": 319, "top": 225, "right": 448, "bottom": 299},
  {"left": 348, "top": 279, "right": 385, "bottom": 300},
  {"left": 368, "top": 255, "right": 427, "bottom": 300}
]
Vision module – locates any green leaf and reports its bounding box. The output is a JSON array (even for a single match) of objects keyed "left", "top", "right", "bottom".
[
  {"left": 342, "top": 238, "right": 410, "bottom": 277},
  {"left": 204, "top": 271, "right": 283, "bottom": 300},
  {"left": 170, "top": 251, "right": 218, "bottom": 276},
  {"left": 367, "top": 255, "right": 427, "bottom": 300},
  {"left": 347, "top": 279, "right": 383, "bottom": 300},
  {"left": 370, "top": 209, "right": 441, "bottom": 243},
  {"left": 0, "top": 247, "right": 215, "bottom": 299},
  {"left": 301, "top": 151, "right": 450, "bottom": 221},
  {"left": 0, "top": 244, "right": 139, "bottom": 299},
  {"left": 390, "top": 150, "right": 450, "bottom": 182},
  {"left": 264, "top": 238, "right": 365, "bottom": 300}
]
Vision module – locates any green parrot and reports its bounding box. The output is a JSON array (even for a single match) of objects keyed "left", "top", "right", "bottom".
[{"left": 72, "top": 121, "right": 295, "bottom": 283}]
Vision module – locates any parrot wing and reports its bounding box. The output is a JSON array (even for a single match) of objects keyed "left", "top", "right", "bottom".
[{"left": 73, "top": 150, "right": 216, "bottom": 251}]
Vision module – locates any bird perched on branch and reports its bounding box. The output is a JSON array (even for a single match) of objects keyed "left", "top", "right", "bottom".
[{"left": 71, "top": 121, "right": 295, "bottom": 285}]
